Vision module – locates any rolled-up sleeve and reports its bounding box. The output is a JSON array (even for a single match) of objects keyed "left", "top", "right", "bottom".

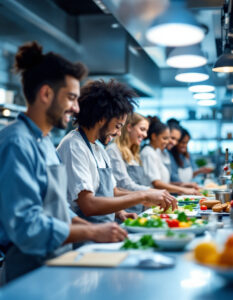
[
  {"left": 106, "top": 145, "right": 149, "bottom": 191},
  {"left": 0, "top": 141, "right": 69, "bottom": 257}
]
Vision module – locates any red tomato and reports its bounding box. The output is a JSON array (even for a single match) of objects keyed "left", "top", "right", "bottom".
[
  {"left": 160, "top": 214, "right": 170, "bottom": 219},
  {"left": 200, "top": 205, "right": 207, "bottom": 210},
  {"left": 230, "top": 200, "right": 233, "bottom": 208},
  {"left": 224, "top": 166, "right": 229, "bottom": 171},
  {"left": 166, "top": 219, "right": 179, "bottom": 228},
  {"left": 199, "top": 198, "right": 207, "bottom": 204}
]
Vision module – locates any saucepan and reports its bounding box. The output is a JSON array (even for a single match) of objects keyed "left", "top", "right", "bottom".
[{"left": 214, "top": 190, "right": 232, "bottom": 203}]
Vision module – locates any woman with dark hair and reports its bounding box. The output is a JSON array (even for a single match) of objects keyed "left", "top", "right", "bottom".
[
  {"left": 141, "top": 119, "right": 198, "bottom": 194},
  {"left": 171, "top": 127, "right": 213, "bottom": 182}
]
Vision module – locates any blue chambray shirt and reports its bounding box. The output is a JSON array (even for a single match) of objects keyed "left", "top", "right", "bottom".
[{"left": 0, "top": 113, "right": 72, "bottom": 257}]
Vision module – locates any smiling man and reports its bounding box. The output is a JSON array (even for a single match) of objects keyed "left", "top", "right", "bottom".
[
  {"left": 0, "top": 43, "right": 129, "bottom": 284},
  {"left": 57, "top": 79, "right": 177, "bottom": 224}
]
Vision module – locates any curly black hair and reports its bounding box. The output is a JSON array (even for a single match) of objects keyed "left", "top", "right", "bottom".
[
  {"left": 74, "top": 79, "right": 137, "bottom": 128},
  {"left": 14, "top": 41, "right": 88, "bottom": 104}
]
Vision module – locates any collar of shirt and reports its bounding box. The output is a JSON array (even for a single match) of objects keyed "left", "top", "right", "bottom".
[{"left": 18, "top": 112, "right": 45, "bottom": 142}]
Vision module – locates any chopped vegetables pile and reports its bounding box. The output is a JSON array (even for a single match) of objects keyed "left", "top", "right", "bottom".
[
  {"left": 177, "top": 197, "right": 201, "bottom": 202},
  {"left": 121, "top": 235, "right": 158, "bottom": 250},
  {"left": 124, "top": 212, "right": 208, "bottom": 229},
  {"left": 152, "top": 204, "right": 197, "bottom": 215}
]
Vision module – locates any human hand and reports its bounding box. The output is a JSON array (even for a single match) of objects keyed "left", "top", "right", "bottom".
[
  {"left": 182, "top": 188, "right": 201, "bottom": 195},
  {"left": 116, "top": 210, "right": 138, "bottom": 221},
  {"left": 144, "top": 189, "right": 177, "bottom": 211},
  {"left": 92, "top": 222, "right": 128, "bottom": 243},
  {"left": 182, "top": 182, "right": 199, "bottom": 190},
  {"left": 199, "top": 167, "right": 213, "bottom": 174}
]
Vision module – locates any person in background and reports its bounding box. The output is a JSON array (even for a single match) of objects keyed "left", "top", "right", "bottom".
[
  {"left": 166, "top": 122, "right": 199, "bottom": 190},
  {"left": 141, "top": 118, "right": 199, "bottom": 195},
  {"left": 0, "top": 42, "right": 127, "bottom": 283},
  {"left": 57, "top": 80, "right": 177, "bottom": 224},
  {"left": 170, "top": 128, "right": 213, "bottom": 183},
  {"left": 106, "top": 113, "right": 152, "bottom": 214}
]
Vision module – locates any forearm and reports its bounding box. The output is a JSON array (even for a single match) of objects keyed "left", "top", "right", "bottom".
[
  {"left": 114, "top": 187, "right": 135, "bottom": 196},
  {"left": 152, "top": 180, "right": 184, "bottom": 194},
  {"left": 72, "top": 216, "right": 90, "bottom": 225},
  {"left": 77, "top": 191, "right": 146, "bottom": 217},
  {"left": 64, "top": 224, "right": 96, "bottom": 244},
  {"left": 193, "top": 170, "right": 200, "bottom": 177}
]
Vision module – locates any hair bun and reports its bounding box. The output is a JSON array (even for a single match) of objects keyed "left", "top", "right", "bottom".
[{"left": 14, "top": 41, "right": 43, "bottom": 73}]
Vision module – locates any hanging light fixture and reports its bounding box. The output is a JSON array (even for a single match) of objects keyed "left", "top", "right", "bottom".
[
  {"left": 193, "top": 92, "right": 215, "bottom": 100},
  {"left": 212, "top": 1, "right": 233, "bottom": 73},
  {"left": 227, "top": 74, "right": 233, "bottom": 89},
  {"left": 175, "top": 67, "right": 209, "bottom": 83},
  {"left": 197, "top": 99, "right": 216, "bottom": 106},
  {"left": 212, "top": 45, "right": 233, "bottom": 72},
  {"left": 188, "top": 80, "right": 215, "bottom": 93},
  {"left": 166, "top": 45, "right": 207, "bottom": 68},
  {"left": 146, "top": 3, "right": 205, "bottom": 47}
]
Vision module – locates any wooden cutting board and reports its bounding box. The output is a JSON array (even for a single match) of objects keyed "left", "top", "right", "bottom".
[{"left": 46, "top": 251, "right": 128, "bottom": 267}]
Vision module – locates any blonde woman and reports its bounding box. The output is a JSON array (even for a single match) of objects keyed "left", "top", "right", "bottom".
[{"left": 106, "top": 113, "right": 151, "bottom": 214}]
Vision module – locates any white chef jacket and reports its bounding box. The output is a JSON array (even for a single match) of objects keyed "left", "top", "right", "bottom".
[
  {"left": 57, "top": 130, "right": 116, "bottom": 206},
  {"left": 140, "top": 145, "right": 170, "bottom": 184}
]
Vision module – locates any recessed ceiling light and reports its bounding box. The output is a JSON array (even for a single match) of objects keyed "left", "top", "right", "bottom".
[
  {"left": 111, "top": 23, "right": 119, "bottom": 29},
  {"left": 193, "top": 92, "right": 215, "bottom": 100},
  {"left": 2, "top": 109, "right": 11, "bottom": 117}
]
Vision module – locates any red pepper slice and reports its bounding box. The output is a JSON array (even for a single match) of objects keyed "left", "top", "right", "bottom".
[
  {"left": 166, "top": 219, "right": 179, "bottom": 228},
  {"left": 160, "top": 214, "right": 170, "bottom": 219}
]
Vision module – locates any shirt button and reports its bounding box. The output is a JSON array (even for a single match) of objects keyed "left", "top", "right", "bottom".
[{"left": 37, "top": 138, "right": 41, "bottom": 142}]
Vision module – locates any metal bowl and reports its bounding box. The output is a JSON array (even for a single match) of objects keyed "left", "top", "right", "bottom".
[{"left": 214, "top": 190, "right": 232, "bottom": 203}]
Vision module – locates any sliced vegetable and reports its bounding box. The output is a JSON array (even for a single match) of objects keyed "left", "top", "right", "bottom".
[
  {"left": 200, "top": 205, "right": 207, "bottom": 210},
  {"left": 166, "top": 219, "right": 179, "bottom": 228},
  {"left": 121, "top": 235, "right": 158, "bottom": 250}
]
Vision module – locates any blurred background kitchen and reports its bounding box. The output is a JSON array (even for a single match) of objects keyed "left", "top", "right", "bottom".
[{"left": 0, "top": 0, "right": 233, "bottom": 182}]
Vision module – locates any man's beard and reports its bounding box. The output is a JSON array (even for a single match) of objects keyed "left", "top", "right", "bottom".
[
  {"left": 98, "top": 121, "right": 116, "bottom": 145},
  {"left": 46, "top": 97, "right": 66, "bottom": 129},
  {"left": 98, "top": 122, "right": 109, "bottom": 145}
]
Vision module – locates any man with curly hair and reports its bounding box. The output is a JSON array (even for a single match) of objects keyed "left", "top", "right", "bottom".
[{"left": 57, "top": 79, "right": 177, "bottom": 224}]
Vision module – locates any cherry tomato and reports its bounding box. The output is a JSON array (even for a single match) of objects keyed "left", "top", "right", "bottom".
[
  {"left": 230, "top": 200, "right": 233, "bottom": 208},
  {"left": 160, "top": 214, "right": 170, "bottom": 219},
  {"left": 166, "top": 219, "right": 179, "bottom": 228},
  {"left": 200, "top": 205, "right": 207, "bottom": 210},
  {"left": 224, "top": 166, "right": 229, "bottom": 171},
  {"left": 199, "top": 198, "right": 206, "bottom": 204}
]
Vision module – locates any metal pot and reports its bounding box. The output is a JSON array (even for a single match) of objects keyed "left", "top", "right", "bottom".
[{"left": 214, "top": 190, "right": 232, "bottom": 203}]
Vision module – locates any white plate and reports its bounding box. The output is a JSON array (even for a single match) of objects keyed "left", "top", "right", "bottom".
[
  {"left": 141, "top": 208, "right": 198, "bottom": 217},
  {"left": 177, "top": 195, "right": 205, "bottom": 200},
  {"left": 199, "top": 209, "right": 230, "bottom": 216},
  {"left": 122, "top": 224, "right": 209, "bottom": 235},
  {"left": 153, "top": 233, "right": 195, "bottom": 250}
]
